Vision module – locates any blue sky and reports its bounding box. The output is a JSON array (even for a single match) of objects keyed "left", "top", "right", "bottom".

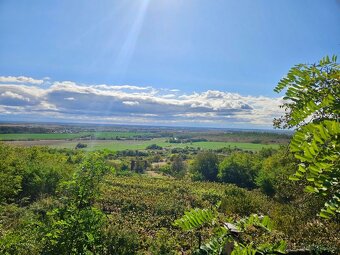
[{"left": 0, "top": 0, "right": 339, "bottom": 128}]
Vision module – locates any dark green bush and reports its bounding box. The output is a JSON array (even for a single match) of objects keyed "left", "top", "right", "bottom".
[
  {"left": 190, "top": 151, "right": 219, "bottom": 181},
  {"left": 218, "top": 152, "right": 258, "bottom": 189}
]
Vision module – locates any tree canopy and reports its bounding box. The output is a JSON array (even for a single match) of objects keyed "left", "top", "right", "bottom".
[
  {"left": 190, "top": 152, "right": 219, "bottom": 181},
  {"left": 218, "top": 152, "right": 258, "bottom": 189}
]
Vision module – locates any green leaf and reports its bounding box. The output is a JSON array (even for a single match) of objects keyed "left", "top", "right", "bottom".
[
  {"left": 173, "top": 208, "right": 216, "bottom": 231},
  {"left": 289, "top": 175, "right": 300, "bottom": 181},
  {"left": 304, "top": 186, "right": 317, "bottom": 193}
]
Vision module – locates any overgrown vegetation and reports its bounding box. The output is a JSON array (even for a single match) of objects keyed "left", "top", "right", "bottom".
[
  {"left": 0, "top": 142, "right": 339, "bottom": 254},
  {"left": 0, "top": 56, "right": 339, "bottom": 254}
]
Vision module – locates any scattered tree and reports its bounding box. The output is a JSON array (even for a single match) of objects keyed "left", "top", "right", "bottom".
[
  {"left": 75, "top": 142, "right": 87, "bottom": 149},
  {"left": 218, "top": 152, "right": 258, "bottom": 189},
  {"left": 146, "top": 144, "right": 163, "bottom": 150},
  {"left": 190, "top": 152, "right": 219, "bottom": 181},
  {"left": 170, "top": 155, "right": 186, "bottom": 178}
]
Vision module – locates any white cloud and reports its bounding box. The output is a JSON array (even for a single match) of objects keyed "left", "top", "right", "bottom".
[
  {"left": 1, "top": 91, "right": 30, "bottom": 101},
  {"left": 162, "top": 94, "right": 176, "bottom": 98},
  {"left": 92, "top": 84, "right": 151, "bottom": 91},
  {"left": 122, "top": 101, "right": 140, "bottom": 106},
  {"left": 0, "top": 76, "right": 285, "bottom": 128},
  {"left": 0, "top": 76, "right": 44, "bottom": 85}
]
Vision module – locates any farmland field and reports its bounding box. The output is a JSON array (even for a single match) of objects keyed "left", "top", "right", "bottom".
[
  {"left": 1, "top": 124, "right": 284, "bottom": 152},
  {"left": 5, "top": 137, "right": 280, "bottom": 151},
  {"left": 0, "top": 131, "right": 154, "bottom": 141}
]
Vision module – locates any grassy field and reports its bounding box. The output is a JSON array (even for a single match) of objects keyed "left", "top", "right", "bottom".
[
  {"left": 165, "top": 141, "right": 280, "bottom": 150},
  {"left": 1, "top": 130, "right": 281, "bottom": 151},
  {"left": 6, "top": 138, "right": 279, "bottom": 151},
  {"left": 0, "top": 131, "right": 153, "bottom": 141}
]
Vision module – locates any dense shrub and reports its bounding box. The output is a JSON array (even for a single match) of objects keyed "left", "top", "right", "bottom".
[
  {"left": 75, "top": 142, "right": 87, "bottom": 149},
  {"left": 0, "top": 143, "right": 75, "bottom": 203},
  {"left": 0, "top": 204, "right": 43, "bottom": 255},
  {"left": 101, "top": 224, "right": 139, "bottom": 255},
  {"left": 218, "top": 152, "right": 259, "bottom": 189},
  {"left": 158, "top": 155, "right": 186, "bottom": 178},
  {"left": 220, "top": 186, "right": 272, "bottom": 216},
  {"left": 190, "top": 151, "right": 219, "bottom": 181},
  {"left": 256, "top": 148, "right": 297, "bottom": 199},
  {"left": 41, "top": 154, "right": 110, "bottom": 254},
  {"left": 146, "top": 144, "right": 163, "bottom": 150}
]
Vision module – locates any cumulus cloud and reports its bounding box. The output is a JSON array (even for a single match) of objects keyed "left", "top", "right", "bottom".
[
  {"left": 92, "top": 84, "right": 151, "bottom": 91},
  {"left": 0, "top": 76, "right": 284, "bottom": 127},
  {"left": 0, "top": 76, "right": 44, "bottom": 85},
  {"left": 1, "top": 91, "right": 30, "bottom": 102},
  {"left": 0, "top": 85, "right": 44, "bottom": 107},
  {"left": 162, "top": 94, "right": 176, "bottom": 98}
]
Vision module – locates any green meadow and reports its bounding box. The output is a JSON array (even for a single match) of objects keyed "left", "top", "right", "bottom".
[
  {"left": 48, "top": 138, "right": 279, "bottom": 151},
  {"left": 0, "top": 131, "right": 153, "bottom": 141}
]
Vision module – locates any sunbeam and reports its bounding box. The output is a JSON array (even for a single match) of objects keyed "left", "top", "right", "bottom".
[
  {"left": 114, "top": 0, "right": 151, "bottom": 80},
  {"left": 100, "top": 0, "right": 151, "bottom": 145}
]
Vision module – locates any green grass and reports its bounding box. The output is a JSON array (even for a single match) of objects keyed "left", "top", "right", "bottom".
[
  {"left": 0, "top": 132, "right": 90, "bottom": 140},
  {"left": 0, "top": 131, "right": 153, "bottom": 141},
  {"left": 50, "top": 138, "right": 279, "bottom": 151},
  {"left": 162, "top": 141, "right": 279, "bottom": 150},
  {"left": 2, "top": 132, "right": 280, "bottom": 151}
]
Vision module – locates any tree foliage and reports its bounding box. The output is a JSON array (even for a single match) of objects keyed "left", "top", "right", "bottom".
[
  {"left": 190, "top": 152, "right": 219, "bottom": 181},
  {"left": 0, "top": 143, "right": 75, "bottom": 203},
  {"left": 274, "top": 55, "right": 339, "bottom": 129},
  {"left": 218, "top": 152, "right": 259, "bottom": 189},
  {"left": 173, "top": 208, "right": 217, "bottom": 231},
  {"left": 42, "top": 153, "right": 112, "bottom": 254},
  {"left": 274, "top": 55, "right": 340, "bottom": 218},
  {"left": 170, "top": 155, "right": 186, "bottom": 178},
  {"left": 256, "top": 149, "right": 298, "bottom": 200}
]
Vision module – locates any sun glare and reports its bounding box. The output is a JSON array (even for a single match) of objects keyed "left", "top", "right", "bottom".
[{"left": 114, "top": 0, "right": 151, "bottom": 79}]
